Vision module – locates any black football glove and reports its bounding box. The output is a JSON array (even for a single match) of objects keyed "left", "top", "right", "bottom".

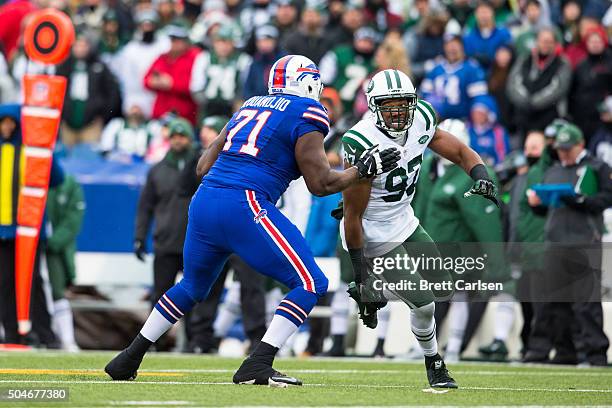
[
  {"left": 355, "top": 145, "right": 401, "bottom": 179},
  {"left": 330, "top": 200, "right": 343, "bottom": 220},
  {"left": 464, "top": 165, "right": 500, "bottom": 207},
  {"left": 347, "top": 248, "right": 387, "bottom": 329},
  {"left": 464, "top": 179, "right": 500, "bottom": 207},
  {"left": 134, "top": 240, "right": 146, "bottom": 262}
]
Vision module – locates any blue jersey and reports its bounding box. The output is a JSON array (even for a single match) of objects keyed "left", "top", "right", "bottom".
[
  {"left": 420, "top": 59, "right": 488, "bottom": 120},
  {"left": 204, "top": 94, "right": 330, "bottom": 203}
]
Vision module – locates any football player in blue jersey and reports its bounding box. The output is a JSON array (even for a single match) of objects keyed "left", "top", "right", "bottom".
[{"left": 105, "top": 55, "right": 402, "bottom": 387}]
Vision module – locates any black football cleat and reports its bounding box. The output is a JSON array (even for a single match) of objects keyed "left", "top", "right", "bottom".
[
  {"left": 427, "top": 357, "right": 458, "bottom": 389},
  {"left": 233, "top": 356, "right": 302, "bottom": 387},
  {"left": 478, "top": 339, "right": 509, "bottom": 362},
  {"left": 347, "top": 282, "right": 386, "bottom": 329},
  {"left": 104, "top": 349, "right": 142, "bottom": 381}
]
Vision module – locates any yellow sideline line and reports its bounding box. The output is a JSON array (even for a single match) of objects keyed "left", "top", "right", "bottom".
[{"left": 0, "top": 368, "right": 183, "bottom": 377}]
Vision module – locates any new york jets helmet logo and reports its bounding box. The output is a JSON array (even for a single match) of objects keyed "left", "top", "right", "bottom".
[
  {"left": 418, "top": 135, "right": 429, "bottom": 144},
  {"left": 366, "top": 79, "right": 375, "bottom": 94}
]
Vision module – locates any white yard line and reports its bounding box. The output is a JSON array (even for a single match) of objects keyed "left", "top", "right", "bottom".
[
  {"left": 0, "top": 379, "right": 610, "bottom": 393},
  {"left": 135, "top": 368, "right": 612, "bottom": 377},
  {"left": 13, "top": 367, "right": 605, "bottom": 376}
]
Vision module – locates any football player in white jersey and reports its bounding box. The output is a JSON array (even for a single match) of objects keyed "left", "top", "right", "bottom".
[{"left": 340, "top": 69, "right": 498, "bottom": 389}]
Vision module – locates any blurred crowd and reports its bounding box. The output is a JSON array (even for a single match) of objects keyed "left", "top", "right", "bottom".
[
  {"left": 0, "top": 0, "right": 609, "bottom": 164},
  {"left": 0, "top": 0, "right": 611, "bottom": 365}
]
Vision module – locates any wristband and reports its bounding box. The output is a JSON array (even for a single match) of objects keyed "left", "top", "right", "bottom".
[
  {"left": 469, "top": 164, "right": 490, "bottom": 182},
  {"left": 348, "top": 248, "right": 365, "bottom": 284}
]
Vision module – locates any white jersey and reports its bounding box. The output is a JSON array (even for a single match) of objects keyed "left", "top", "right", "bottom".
[{"left": 341, "top": 99, "right": 437, "bottom": 257}]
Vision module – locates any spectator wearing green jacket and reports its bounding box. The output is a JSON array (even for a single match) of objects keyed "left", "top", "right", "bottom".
[
  {"left": 413, "top": 120, "right": 506, "bottom": 362},
  {"left": 46, "top": 175, "right": 86, "bottom": 352}
]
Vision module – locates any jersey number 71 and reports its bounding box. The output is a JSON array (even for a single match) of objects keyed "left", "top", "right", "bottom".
[{"left": 223, "top": 109, "right": 272, "bottom": 157}]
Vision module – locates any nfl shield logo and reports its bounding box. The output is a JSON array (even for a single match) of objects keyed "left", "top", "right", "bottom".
[{"left": 33, "top": 82, "right": 49, "bottom": 103}]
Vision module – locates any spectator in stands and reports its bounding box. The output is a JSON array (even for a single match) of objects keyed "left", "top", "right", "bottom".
[
  {"left": 98, "top": 10, "right": 129, "bottom": 77},
  {"left": 145, "top": 111, "right": 175, "bottom": 164},
  {"left": 487, "top": 44, "right": 516, "bottom": 134},
  {"left": 319, "top": 87, "right": 348, "bottom": 157},
  {"left": 74, "top": 0, "right": 116, "bottom": 36},
  {"left": 134, "top": 117, "right": 197, "bottom": 350},
  {"left": 513, "top": 0, "right": 549, "bottom": 57},
  {"left": 558, "top": 0, "right": 581, "bottom": 46},
  {"left": 569, "top": 25, "right": 610, "bottom": 141},
  {"left": 465, "top": 0, "right": 514, "bottom": 29},
  {"left": 402, "top": 0, "right": 431, "bottom": 33},
  {"left": 420, "top": 34, "right": 488, "bottom": 120},
  {"left": 46, "top": 174, "right": 85, "bottom": 352},
  {"left": 463, "top": 0, "right": 512, "bottom": 72},
  {"left": 468, "top": 96, "right": 511, "bottom": 166},
  {"left": 0, "top": 103, "right": 63, "bottom": 347},
  {"left": 144, "top": 19, "right": 200, "bottom": 125},
  {"left": 57, "top": 31, "right": 121, "bottom": 147},
  {"left": 274, "top": 0, "right": 299, "bottom": 49},
  {"left": 241, "top": 0, "right": 274, "bottom": 29},
  {"left": 506, "top": 27, "right": 572, "bottom": 138},
  {"left": 190, "top": 23, "right": 251, "bottom": 119},
  {"left": 326, "top": 0, "right": 346, "bottom": 32},
  {"left": 564, "top": 15, "right": 601, "bottom": 69},
  {"left": 324, "top": 0, "right": 365, "bottom": 47},
  {"left": 354, "top": 34, "right": 411, "bottom": 118},
  {"left": 320, "top": 26, "right": 378, "bottom": 115},
  {"left": 98, "top": 103, "right": 157, "bottom": 162},
  {"left": 527, "top": 123, "right": 611, "bottom": 366},
  {"left": 283, "top": 1, "right": 331, "bottom": 64},
  {"left": 0, "top": 0, "right": 37, "bottom": 61},
  {"left": 242, "top": 25, "right": 285, "bottom": 100},
  {"left": 181, "top": 0, "right": 204, "bottom": 23},
  {"left": 155, "top": 0, "right": 179, "bottom": 31},
  {"left": 405, "top": 9, "right": 448, "bottom": 85},
  {"left": 363, "top": 0, "right": 403, "bottom": 32},
  {"left": 588, "top": 97, "right": 612, "bottom": 166},
  {"left": 116, "top": 9, "right": 170, "bottom": 120}
]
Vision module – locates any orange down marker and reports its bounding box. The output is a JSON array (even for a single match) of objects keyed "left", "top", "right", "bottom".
[{"left": 15, "top": 9, "right": 73, "bottom": 335}]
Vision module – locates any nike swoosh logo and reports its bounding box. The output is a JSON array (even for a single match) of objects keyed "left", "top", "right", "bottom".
[
  {"left": 346, "top": 145, "right": 357, "bottom": 153},
  {"left": 363, "top": 309, "right": 370, "bottom": 316}
]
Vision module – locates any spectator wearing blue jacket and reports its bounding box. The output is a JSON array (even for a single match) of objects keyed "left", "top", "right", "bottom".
[
  {"left": 420, "top": 35, "right": 489, "bottom": 120},
  {"left": 464, "top": 1, "right": 512, "bottom": 72},
  {"left": 242, "top": 25, "right": 286, "bottom": 100},
  {"left": 305, "top": 192, "right": 341, "bottom": 257},
  {"left": 467, "top": 96, "right": 511, "bottom": 166},
  {"left": 0, "top": 103, "right": 64, "bottom": 347}
]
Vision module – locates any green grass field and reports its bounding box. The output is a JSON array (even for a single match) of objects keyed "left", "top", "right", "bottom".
[{"left": 0, "top": 351, "right": 610, "bottom": 407}]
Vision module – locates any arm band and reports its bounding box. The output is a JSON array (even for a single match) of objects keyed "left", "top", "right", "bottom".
[
  {"left": 469, "top": 163, "right": 490, "bottom": 182},
  {"left": 348, "top": 248, "right": 365, "bottom": 284}
]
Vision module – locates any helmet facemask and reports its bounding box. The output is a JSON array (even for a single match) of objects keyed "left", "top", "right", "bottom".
[{"left": 371, "top": 94, "right": 417, "bottom": 141}]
